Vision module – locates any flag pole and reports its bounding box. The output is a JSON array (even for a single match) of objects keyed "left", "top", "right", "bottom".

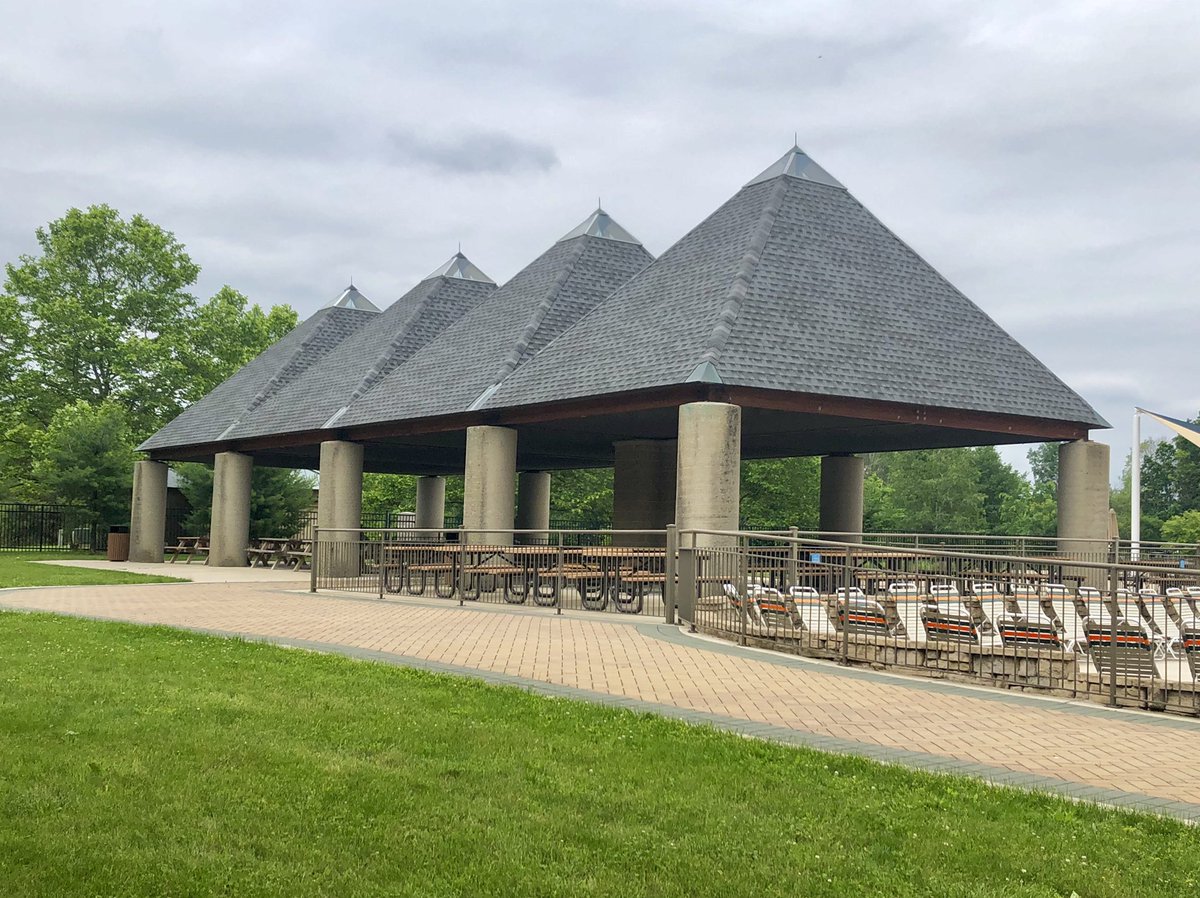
[{"left": 1131, "top": 408, "right": 1141, "bottom": 561}]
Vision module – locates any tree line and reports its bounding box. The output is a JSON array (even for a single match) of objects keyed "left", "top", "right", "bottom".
[{"left": 5, "top": 206, "right": 1200, "bottom": 542}]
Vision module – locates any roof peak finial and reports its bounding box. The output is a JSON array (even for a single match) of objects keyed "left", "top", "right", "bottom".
[
  {"left": 349, "top": 273, "right": 354, "bottom": 288},
  {"left": 794, "top": 131, "right": 798, "bottom": 148}
]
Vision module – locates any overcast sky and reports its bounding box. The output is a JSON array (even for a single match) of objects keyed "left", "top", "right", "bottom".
[{"left": 2, "top": 1, "right": 1197, "bottom": 478}]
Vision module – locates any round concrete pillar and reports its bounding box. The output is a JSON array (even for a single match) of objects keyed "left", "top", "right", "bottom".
[
  {"left": 463, "top": 425, "right": 517, "bottom": 542},
  {"left": 318, "top": 441, "right": 364, "bottom": 576},
  {"left": 1057, "top": 439, "right": 1111, "bottom": 554},
  {"left": 415, "top": 476, "right": 447, "bottom": 531},
  {"left": 210, "top": 451, "right": 253, "bottom": 567},
  {"left": 819, "top": 455, "right": 865, "bottom": 540},
  {"left": 516, "top": 471, "right": 551, "bottom": 544},
  {"left": 129, "top": 460, "right": 168, "bottom": 563},
  {"left": 675, "top": 402, "right": 741, "bottom": 547}
]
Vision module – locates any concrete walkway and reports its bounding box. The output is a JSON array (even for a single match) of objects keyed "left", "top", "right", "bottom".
[
  {"left": 4, "top": 577, "right": 1200, "bottom": 822},
  {"left": 41, "top": 558, "right": 310, "bottom": 584}
]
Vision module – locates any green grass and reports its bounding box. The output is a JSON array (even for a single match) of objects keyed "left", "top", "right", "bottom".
[
  {"left": 0, "top": 552, "right": 183, "bottom": 588},
  {"left": 1, "top": 613, "right": 1197, "bottom": 897}
]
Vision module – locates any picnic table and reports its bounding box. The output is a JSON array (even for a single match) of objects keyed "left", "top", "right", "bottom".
[
  {"left": 247, "top": 537, "right": 311, "bottom": 569},
  {"left": 167, "top": 535, "right": 209, "bottom": 564}
]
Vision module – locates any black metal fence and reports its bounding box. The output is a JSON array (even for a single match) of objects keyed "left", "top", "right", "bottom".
[
  {"left": 680, "top": 530, "right": 1200, "bottom": 718},
  {"left": 0, "top": 503, "right": 108, "bottom": 553}
]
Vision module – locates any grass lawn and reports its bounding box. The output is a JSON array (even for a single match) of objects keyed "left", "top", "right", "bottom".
[
  {"left": 0, "top": 553, "right": 183, "bottom": 588},
  {"left": 2, "top": 614, "right": 1197, "bottom": 897}
]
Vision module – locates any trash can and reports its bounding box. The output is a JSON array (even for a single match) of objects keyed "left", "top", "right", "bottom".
[{"left": 107, "top": 525, "right": 130, "bottom": 562}]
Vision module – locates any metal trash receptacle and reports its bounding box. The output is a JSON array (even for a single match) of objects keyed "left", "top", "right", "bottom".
[{"left": 107, "top": 525, "right": 130, "bottom": 562}]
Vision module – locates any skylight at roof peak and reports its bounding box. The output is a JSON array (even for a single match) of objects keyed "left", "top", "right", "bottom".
[
  {"left": 746, "top": 145, "right": 844, "bottom": 189},
  {"left": 558, "top": 208, "right": 642, "bottom": 245},
  {"left": 423, "top": 252, "right": 495, "bottom": 284},
  {"left": 323, "top": 284, "right": 381, "bottom": 312}
]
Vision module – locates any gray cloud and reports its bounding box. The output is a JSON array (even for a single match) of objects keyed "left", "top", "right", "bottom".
[
  {"left": 0, "top": 0, "right": 1197, "bottom": 478},
  {"left": 385, "top": 130, "right": 559, "bottom": 175}
]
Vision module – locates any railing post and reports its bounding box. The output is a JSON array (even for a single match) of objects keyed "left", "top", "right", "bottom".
[
  {"left": 739, "top": 535, "right": 749, "bottom": 646},
  {"left": 555, "top": 531, "right": 564, "bottom": 616},
  {"left": 459, "top": 530, "right": 468, "bottom": 607},
  {"left": 679, "top": 531, "right": 697, "bottom": 630},
  {"left": 842, "top": 546, "right": 853, "bottom": 664},
  {"left": 1108, "top": 563, "right": 1118, "bottom": 708},
  {"left": 377, "top": 529, "right": 386, "bottom": 600},
  {"left": 664, "top": 524, "right": 678, "bottom": 624},
  {"left": 310, "top": 527, "right": 319, "bottom": 593},
  {"left": 787, "top": 526, "right": 799, "bottom": 589}
]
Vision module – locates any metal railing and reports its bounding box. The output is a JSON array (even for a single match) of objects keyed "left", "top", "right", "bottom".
[
  {"left": 0, "top": 503, "right": 108, "bottom": 552},
  {"left": 313, "top": 528, "right": 668, "bottom": 617},
  {"left": 678, "top": 530, "right": 1200, "bottom": 717}
]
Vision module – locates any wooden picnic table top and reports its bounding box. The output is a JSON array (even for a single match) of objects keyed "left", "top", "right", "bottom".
[
  {"left": 174, "top": 535, "right": 207, "bottom": 545},
  {"left": 576, "top": 547, "right": 666, "bottom": 558}
]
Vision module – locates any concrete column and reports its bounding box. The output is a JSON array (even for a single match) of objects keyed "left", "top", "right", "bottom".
[
  {"left": 675, "top": 402, "right": 741, "bottom": 547},
  {"left": 463, "top": 425, "right": 517, "bottom": 542},
  {"left": 515, "top": 471, "right": 551, "bottom": 544},
  {"left": 129, "top": 460, "right": 168, "bottom": 563},
  {"left": 210, "top": 451, "right": 252, "bottom": 567},
  {"left": 415, "top": 476, "right": 446, "bottom": 531},
  {"left": 613, "top": 439, "right": 677, "bottom": 546},
  {"left": 1058, "top": 439, "right": 1111, "bottom": 561},
  {"left": 819, "top": 454, "right": 865, "bottom": 541},
  {"left": 318, "top": 441, "right": 363, "bottom": 576}
]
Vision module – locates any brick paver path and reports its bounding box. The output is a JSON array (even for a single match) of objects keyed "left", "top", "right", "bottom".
[{"left": 5, "top": 580, "right": 1200, "bottom": 820}]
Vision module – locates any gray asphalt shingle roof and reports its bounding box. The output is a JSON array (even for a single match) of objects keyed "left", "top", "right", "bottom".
[
  {"left": 139, "top": 303, "right": 376, "bottom": 450},
  {"left": 336, "top": 219, "right": 653, "bottom": 427},
  {"left": 143, "top": 145, "right": 1105, "bottom": 453},
  {"left": 232, "top": 262, "right": 496, "bottom": 438},
  {"left": 483, "top": 149, "right": 1106, "bottom": 428}
]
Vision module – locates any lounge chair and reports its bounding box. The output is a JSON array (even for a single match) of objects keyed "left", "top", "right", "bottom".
[
  {"left": 998, "top": 596, "right": 1064, "bottom": 650},
  {"left": 1136, "top": 588, "right": 1183, "bottom": 659},
  {"left": 1084, "top": 617, "right": 1159, "bottom": 682},
  {"left": 835, "top": 594, "right": 893, "bottom": 636},
  {"left": 919, "top": 598, "right": 979, "bottom": 644},
  {"left": 752, "top": 587, "right": 800, "bottom": 632},
  {"left": 788, "top": 586, "right": 837, "bottom": 637}
]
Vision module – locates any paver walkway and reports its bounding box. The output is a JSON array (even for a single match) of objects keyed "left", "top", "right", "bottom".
[{"left": 4, "top": 578, "right": 1200, "bottom": 821}]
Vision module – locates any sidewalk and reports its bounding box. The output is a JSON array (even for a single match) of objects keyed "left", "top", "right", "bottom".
[{"left": 4, "top": 578, "right": 1199, "bottom": 821}]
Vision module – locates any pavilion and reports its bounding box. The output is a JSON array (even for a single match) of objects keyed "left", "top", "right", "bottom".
[{"left": 131, "top": 145, "right": 1110, "bottom": 564}]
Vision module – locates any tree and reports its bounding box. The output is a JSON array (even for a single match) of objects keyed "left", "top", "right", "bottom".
[
  {"left": 2, "top": 206, "right": 199, "bottom": 434},
  {"left": 179, "top": 286, "right": 298, "bottom": 401},
  {"left": 1162, "top": 510, "right": 1200, "bottom": 545},
  {"left": 740, "top": 457, "right": 819, "bottom": 530},
  {"left": 29, "top": 401, "right": 138, "bottom": 524},
  {"left": 877, "top": 448, "right": 985, "bottom": 534},
  {"left": 1027, "top": 443, "right": 1060, "bottom": 493},
  {"left": 973, "top": 447, "right": 1028, "bottom": 534},
  {"left": 549, "top": 469, "right": 613, "bottom": 523},
  {"left": 176, "top": 463, "right": 313, "bottom": 538},
  {"left": 1, "top": 205, "right": 297, "bottom": 438}
]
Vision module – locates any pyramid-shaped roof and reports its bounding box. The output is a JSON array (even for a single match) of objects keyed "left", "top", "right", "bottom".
[
  {"left": 229, "top": 253, "right": 497, "bottom": 439},
  {"left": 335, "top": 209, "right": 652, "bottom": 427},
  {"left": 482, "top": 146, "right": 1106, "bottom": 428},
  {"left": 140, "top": 295, "right": 378, "bottom": 450}
]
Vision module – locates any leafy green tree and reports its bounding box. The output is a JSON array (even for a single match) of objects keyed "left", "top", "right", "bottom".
[
  {"left": 1161, "top": 510, "right": 1200, "bottom": 545},
  {"left": 973, "top": 447, "right": 1028, "bottom": 534},
  {"left": 863, "top": 471, "right": 904, "bottom": 532},
  {"left": 176, "top": 463, "right": 313, "bottom": 538},
  {"left": 549, "top": 469, "right": 613, "bottom": 523},
  {"left": 740, "top": 457, "right": 818, "bottom": 530},
  {"left": 2, "top": 206, "right": 199, "bottom": 434},
  {"left": 28, "top": 401, "right": 138, "bottom": 524},
  {"left": 179, "top": 286, "right": 298, "bottom": 401},
  {"left": 879, "top": 448, "right": 985, "bottom": 534},
  {"left": 1, "top": 205, "right": 297, "bottom": 437},
  {"left": 1027, "top": 443, "right": 1060, "bottom": 493}
]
